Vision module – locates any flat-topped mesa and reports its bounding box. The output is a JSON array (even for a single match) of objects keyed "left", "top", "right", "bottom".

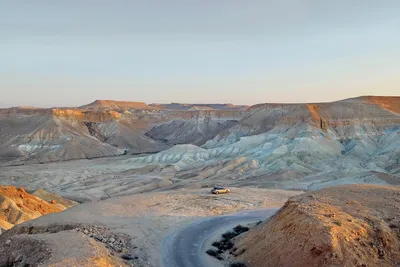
[
  {"left": 52, "top": 109, "right": 121, "bottom": 122},
  {"left": 361, "top": 95, "right": 400, "bottom": 114},
  {"left": 166, "top": 109, "right": 246, "bottom": 119},
  {"left": 247, "top": 96, "right": 400, "bottom": 130},
  {"left": 80, "top": 100, "right": 159, "bottom": 111},
  {"left": 0, "top": 107, "right": 50, "bottom": 116},
  {"left": 150, "top": 102, "right": 249, "bottom": 110}
]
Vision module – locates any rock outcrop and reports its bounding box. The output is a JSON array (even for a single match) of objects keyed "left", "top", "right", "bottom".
[
  {"left": 0, "top": 186, "right": 74, "bottom": 230},
  {"left": 236, "top": 184, "right": 400, "bottom": 267}
]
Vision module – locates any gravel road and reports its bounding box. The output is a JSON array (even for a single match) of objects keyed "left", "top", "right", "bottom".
[{"left": 161, "top": 208, "right": 279, "bottom": 267}]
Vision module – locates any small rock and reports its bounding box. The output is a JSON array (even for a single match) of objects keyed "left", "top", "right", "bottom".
[
  {"left": 18, "top": 187, "right": 26, "bottom": 193},
  {"left": 14, "top": 254, "right": 23, "bottom": 262},
  {"left": 5, "top": 239, "right": 12, "bottom": 245},
  {"left": 51, "top": 200, "right": 57, "bottom": 204},
  {"left": 83, "top": 229, "right": 89, "bottom": 234},
  {"left": 121, "top": 254, "right": 134, "bottom": 260},
  {"left": 109, "top": 237, "right": 115, "bottom": 243}
]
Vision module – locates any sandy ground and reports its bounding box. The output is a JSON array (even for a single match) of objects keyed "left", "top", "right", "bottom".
[{"left": 0, "top": 187, "right": 301, "bottom": 267}]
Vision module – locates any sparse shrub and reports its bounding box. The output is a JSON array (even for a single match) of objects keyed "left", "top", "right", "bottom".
[
  {"left": 222, "top": 231, "right": 237, "bottom": 240},
  {"left": 225, "top": 241, "right": 234, "bottom": 250},
  {"left": 206, "top": 249, "right": 219, "bottom": 257},
  {"left": 233, "top": 225, "right": 250, "bottom": 234},
  {"left": 213, "top": 239, "right": 234, "bottom": 251},
  {"left": 230, "top": 262, "right": 248, "bottom": 267},
  {"left": 121, "top": 254, "right": 134, "bottom": 260},
  {"left": 212, "top": 241, "right": 221, "bottom": 248},
  {"left": 208, "top": 225, "right": 251, "bottom": 260}
]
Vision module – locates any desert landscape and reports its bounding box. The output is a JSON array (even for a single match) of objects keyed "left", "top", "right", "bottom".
[
  {"left": 0, "top": 96, "right": 399, "bottom": 267},
  {"left": 3, "top": 1, "right": 399, "bottom": 265}
]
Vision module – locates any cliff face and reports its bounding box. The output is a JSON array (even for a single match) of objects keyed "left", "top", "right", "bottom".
[
  {"left": 209, "top": 96, "right": 399, "bottom": 144},
  {"left": 52, "top": 109, "right": 121, "bottom": 122},
  {"left": 236, "top": 184, "right": 400, "bottom": 267},
  {"left": 247, "top": 96, "right": 400, "bottom": 130},
  {"left": 363, "top": 96, "right": 400, "bottom": 114}
]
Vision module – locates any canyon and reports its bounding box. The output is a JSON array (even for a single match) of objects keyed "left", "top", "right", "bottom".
[
  {"left": 0, "top": 96, "right": 398, "bottom": 195},
  {"left": 0, "top": 96, "right": 399, "bottom": 267}
]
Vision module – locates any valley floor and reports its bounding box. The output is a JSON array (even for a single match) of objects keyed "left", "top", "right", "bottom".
[{"left": 0, "top": 187, "right": 300, "bottom": 267}]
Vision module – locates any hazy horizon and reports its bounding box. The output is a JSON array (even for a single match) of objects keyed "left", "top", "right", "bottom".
[{"left": 1, "top": 1, "right": 400, "bottom": 107}]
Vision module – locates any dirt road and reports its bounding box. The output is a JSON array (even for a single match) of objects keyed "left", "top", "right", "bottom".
[{"left": 161, "top": 209, "right": 278, "bottom": 267}]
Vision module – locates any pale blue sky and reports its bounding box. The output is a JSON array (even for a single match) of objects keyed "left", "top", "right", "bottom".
[{"left": 1, "top": 0, "right": 399, "bottom": 107}]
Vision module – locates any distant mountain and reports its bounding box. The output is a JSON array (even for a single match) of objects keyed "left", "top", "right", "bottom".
[
  {"left": 1, "top": 95, "right": 398, "bottom": 171},
  {"left": 0, "top": 102, "right": 12, "bottom": 108},
  {"left": 149, "top": 103, "right": 249, "bottom": 110},
  {"left": 79, "top": 100, "right": 248, "bottom": 111},
  {"left": 80, "top": 100, "right": 159, "bottom": 111}
]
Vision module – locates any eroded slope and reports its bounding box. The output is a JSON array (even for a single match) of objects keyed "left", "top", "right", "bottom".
[
  {"left": 236, "top": 184, "right": 400, "bottom": 267},
  {"left": 0, "top": 186, "right": 74, "bottom": 230}
]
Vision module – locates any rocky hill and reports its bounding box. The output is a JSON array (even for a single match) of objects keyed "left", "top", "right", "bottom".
[
  {"left": 0, "top": 106, "right": 245, "bottom": 165},
  {"left": 235, "top": 184, "right": 400, "bottom": 267},
  {"left": 130, "top": 96, "right": 399, "bottom": 191},
  {"left": 0, "top": 186, "right": 75, "bottom": 230}
]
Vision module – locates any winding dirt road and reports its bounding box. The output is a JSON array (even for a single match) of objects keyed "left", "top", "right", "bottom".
[{"left": 161, "top": 208, "right": 278, "bottom": 267}]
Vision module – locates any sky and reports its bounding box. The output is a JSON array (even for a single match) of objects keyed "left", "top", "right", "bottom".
[{"left": 1, "top": 0, "right": 399, "bottom": 107}]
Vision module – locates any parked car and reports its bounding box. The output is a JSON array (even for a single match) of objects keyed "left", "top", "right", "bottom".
[{"left": 211, "top": 187, "right": 230, "bottom": 194}]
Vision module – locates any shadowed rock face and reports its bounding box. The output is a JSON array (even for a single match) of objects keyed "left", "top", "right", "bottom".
[
  {"left": 236, "top": 184, "right": 400, "bottom": 267},
  {"left": 245, "top": 96, "right": 400, "bottom": 133},
  {"left": 145, "top": 118, "right": 239, "bottom": 146}
]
